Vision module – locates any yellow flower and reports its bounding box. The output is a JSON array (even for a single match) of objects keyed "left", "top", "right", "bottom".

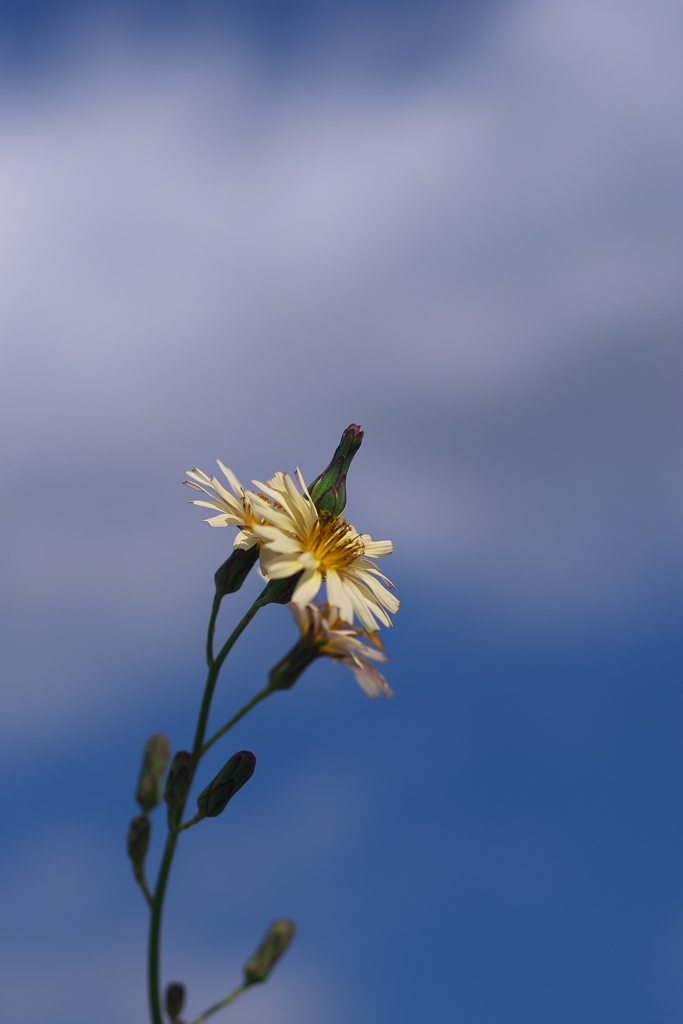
[
  {"left": 249, "top": 468, "right": 398, "bottom": 632},
  {"left": 183, "top": 462, "right": 260, "bottom": 550},
  {"left": 291, "top": 603, "right": 393, "bottom": 698}
]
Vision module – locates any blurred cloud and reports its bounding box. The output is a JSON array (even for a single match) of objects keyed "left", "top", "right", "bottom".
[
  {"left": 0, "top": 819, "right": 347, "bottom": 1023},
  {"left": 181, "top": 765, "right": 363, "bottom": 907},
  {"left": 0, "top": 0, "right": 681, "bottom": 736}
]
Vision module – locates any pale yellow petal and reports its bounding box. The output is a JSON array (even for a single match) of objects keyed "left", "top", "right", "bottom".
[
  {"left": 233, "top": 530, "right": 257, "bottom": 549},
  {"left": 361, "top": 538, "right": 393, "bottom": 558},
  {"left": 259, "top": 554, "right": 305, "bottom": 578},
  {"left": 292, "top": 569, "right": 323, "bottom": 607},
  {"left": 352, "top": 569, "right": 400, "bottom": 613},
  {"left": 346, "top": 658, "right": 393, "bottom": 698},
  {"left": 185, "top": 468, "right": 213, "bottom": 486},
  {"left": 325, "top": 569, "right": 355, "bottom": 626},
  {"left": 216, "top": 461, "right": 244, "bottom": 495},
  {"left": 353, "top": 557, "right": 396, "bottom": 588},
  {"left": 188, "top": 499, "right": 225, "bottom": 511},
  {"left": 204, "top": 514, "right": 232, "bottom": 527},
  {"left": 208, "top": 476, "right": 240, "bottom": 508},
  {"left": 252, "top": 525, "right": 303, "bottom": 553},
  {"left": 294, "top": 467, "right": 314, "bottom": 503}
]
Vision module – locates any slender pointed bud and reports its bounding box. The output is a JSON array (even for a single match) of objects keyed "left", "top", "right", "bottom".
[
  {"left": 135, "top": 734, "right": 171, "bottom": 814},
  {"left": 214, "top": 547, "right": 259, "bottom": 598},
  {"left": 196, "top": 750, "right": 256, "bottom": 819},
  {"left": 263, "top": 425, "right": 363, "bottom": 607},
  {"left": 164, "top": 751, "right": 194, "bottom": 828},
  {"left": 165, "top": 983, "right": 185, "bottom": 1022},
  {"left": 244, "top": 919, "right": 296, "bottom": 986},
  {"left": 268, "top": 636, "right": 320, "bottom": 691},
  {"left": 308, "top": 424, "right": 364, "bottom": 517},
  {"left": 127, "top": 815, "right": 150, "bottom": 883}
]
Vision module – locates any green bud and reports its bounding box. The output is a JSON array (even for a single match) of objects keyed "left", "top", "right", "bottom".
[
  {"left": 196, "top": 750, "right": 256, "bottom": 819},
  {"left": 165, "top": 982, "right": 185, "bottom": 1022},
  {"left": 262, "top": 426, "right": 363, "bottom": 607},
  {"left": 308, "top": 423, "right": 364, "bottom": 517},
  {"left": 214, "top": 547, "right": 259, "bottom": 597},
  {"left": 164, "top": 751, "right": 194, "bottom": 828},
  {"left": 127, "top": 815, "right": 150, "bottom": 883},
  {"left": 135, "top": 734, "right": 171, "bottom": 814},
  {"left": 268, "top": 636, "right": 320, "bottom": 691},
  {"left": 244, "top": 919, "right": 296, "bottom": 986}
]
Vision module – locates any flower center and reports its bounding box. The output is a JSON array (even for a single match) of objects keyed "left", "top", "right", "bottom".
[{"left": 305, "top": 512, "right": 364, "bottom": 572}]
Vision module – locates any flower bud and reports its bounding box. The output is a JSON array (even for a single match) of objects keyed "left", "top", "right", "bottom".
[
  {"left": 308, "top": 423, "right": 364, "bottom": 517},
  {"left": 214, "top": 547, "right": 259, "bottom": 598},
  {"left": 244, "top": 919, "right": 296, "bottom": 986},
  {"left": 196, "top": 750, "right": 256, "bottom": 819},
  {"left": 268, "top": 637, "right": 320, "bottom": 691},
  {"left": 165, "top": 982, "right": 185, "bottom": 1022},
  {"left": 127, "top": 814, "right": 150, "bottom": 883},
  {"left": 164, "top": 751, "right": 194, "bottom": 827},
  {"left": 135, "top": 734, "right": 171, "bottom": 814}
]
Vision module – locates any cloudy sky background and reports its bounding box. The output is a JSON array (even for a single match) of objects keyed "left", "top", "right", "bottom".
[{"left": 0, "top": 0, "right": 682, "bottom": 1020}]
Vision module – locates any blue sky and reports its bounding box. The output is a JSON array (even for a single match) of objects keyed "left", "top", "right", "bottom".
[{"left": 0, "top": 0, "right": 682, "bottom": 1021}]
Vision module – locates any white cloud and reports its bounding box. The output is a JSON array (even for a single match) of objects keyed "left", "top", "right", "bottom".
[{"left": 0, "top": 0, "right": 681, "bottom": 735}]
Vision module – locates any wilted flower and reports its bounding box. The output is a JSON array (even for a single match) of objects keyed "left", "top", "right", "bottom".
[
  {"left": 183, "top": 463, "right": 262, "bottom": 550},
  {"left": 283, "top": 602, "right": 394, "bottom": 697},
  {"left": 249, "top": 469, "right": 398, "bottom": 632}
]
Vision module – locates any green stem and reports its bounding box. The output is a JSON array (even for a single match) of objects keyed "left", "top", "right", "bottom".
[
  {"left": 202, "top": 685, "right": 274, "bottom": 756},
  {"left": 191, "top": 587, "right": 268, "bottom": 766},
  {"left": 189, "top": 984, "right": 250, "bottom": 1024},
  {"left": 136, "top": 874, "right": 153, "bottom": 909},
  {"left": 176, "top": 812, "right": 204, "bottom": 833},
  {"left": 206, "top": 594, "right": 222, "bottom": 667},
  {"left": 148, "top": 831, "right": 178, "bottom": 1024},
  {"left": 147, "top": 587, "right": 268, "bottom": 1024}
]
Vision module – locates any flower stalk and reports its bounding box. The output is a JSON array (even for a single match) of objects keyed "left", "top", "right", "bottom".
[
  {"left": 135, "top": 424, "right": 397, "bottom": 1024},
  {"left": 147, "top": 589, "right": 268, "bottom": 1024}
]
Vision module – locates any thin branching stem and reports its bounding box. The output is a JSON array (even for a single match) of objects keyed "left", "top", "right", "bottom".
[
  {"left": 202, "top": 685, "right": 274, "bottom": 756},
  {"left": 136, "top": 876, "right": 153, "bottom": 909},
  {"left": 175, "top": 813, "right": 203, "bottom": 833},
  {"left": 191, "top": 587, "right": 268, "bottom": 766},
  {"left": 205, "top": 594, "right": 222, "bottom": 667},
  {"left": 147, "top": 587, "right": 268, "bottom": 1024},
  {"left": 189, "top": 983, "right": 250, "bottom": 1024}
]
